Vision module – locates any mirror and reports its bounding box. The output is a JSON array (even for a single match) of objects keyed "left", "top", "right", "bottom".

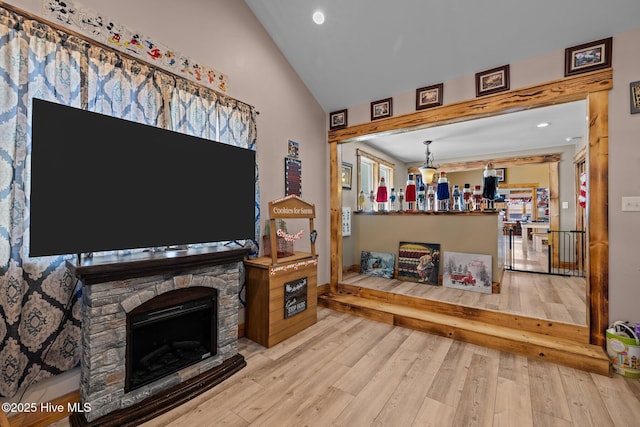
[{"left": 329, "top": 70, "right": 611, "bottom": 345}]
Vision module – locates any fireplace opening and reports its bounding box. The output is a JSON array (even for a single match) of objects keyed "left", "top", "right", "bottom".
[{"left": 126, "top": 288, "right": 218, "bottom": 391}]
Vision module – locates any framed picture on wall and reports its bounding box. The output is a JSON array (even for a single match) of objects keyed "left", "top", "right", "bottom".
[
  {"left": 284, "top": 157, "right": 301, "bottom": 196},
  {"left": 496, "top": 168, "right": 506, "bottom": 182},
  {"left": 371, "top": 97, "right": 393, "bottom": 120},
  {"left": 630, "top": 81, "right": 640, "bottom": 114},
  {"left": 416, "top": 83, "right": 443, "bottom": 110},
  {"left": 341, "top": 162, "right": 353, "bottom": 189},
  {"left": 564, "top": 37, "right": 612, "bottom": 77},
  {"left": 330, "top": 109, "right": 348, "bottom": 130},
  {"left": 475, "top": 65, "right": 510, "bottom": 97}
]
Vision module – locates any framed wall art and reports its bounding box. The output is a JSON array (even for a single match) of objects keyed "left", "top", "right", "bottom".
[
  {"left": 360, "top": 250, "right": 395, "bottom": 279},
  {"left": 564, "top": 37, "right": 612, "bottom": 77},
  {"left": 397, "top": 242, "right": 440, "bottom": 285},
  {"left": 287, "top": 140, "right": 299, "bottom": 158},
  {"left": 284, "top": 157, "right": 301, "bottom": 196},
  {"left": 341, "top": 162, "right": 353, "bottom": 189},
  {"left": 475, "top": 65, "right": 510, "bottom": 97},
  {"left": 630, "top": 81, "right": 640, "bottom": 114},
  {"left": 416, "top": 83, "right": 443, "bottom": 110},
  {"left": 496, "top": 168, "right": 506, "bottom": 182},
  {"left": 330, "top": 109, "right": 348, "bottom": 130},
  {"left": 442, "top": 251, "right": 492, "bottom": 294},
  {"left": 371, "top": 97, "right": 393, "bottom": 120}
]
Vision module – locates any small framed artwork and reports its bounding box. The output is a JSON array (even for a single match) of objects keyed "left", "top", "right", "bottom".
[
  {"left": 495, "top": 168, "right": 506, "bottom": 182},
  {"left": 341, "top": 162, "right": 353, "bottom": 189},
  {"left": 564, "top": 37, "right": 612, "bottom": 77},
  {"left": 475, "top": 65, "right": 510, "bottom": 97},
  {"left": 284, "top": 157, "right": 301, "bottom": 196},
  {"left": 416, "top": 83, "right": 443, "bottom": 110},
  {"left": 360, "top": 250, "right": 395, "bottom": 279},
  {"left": 330, "top": 109, "right": 348, "bottom": 130},
  {"left": 287, "top": 140, "right": 299, "bottom": 158},
  {"left": 630, "top": 81, "right": 640, "bottom": 114},
  {"left": 371, "top": 97, "right": 393, "bottom": 121}
]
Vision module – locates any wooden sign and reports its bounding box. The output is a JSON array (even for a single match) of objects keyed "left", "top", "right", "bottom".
[{"left": 268, "top": 195, "right": 315, "bottom": 219}]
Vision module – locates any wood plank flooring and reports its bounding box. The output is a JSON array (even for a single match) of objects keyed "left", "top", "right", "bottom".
[
  {"left": 50, "top": 307, "right": 639, "bottom": 427},
  {"left": 342, "top": 269, "right": 587, "bottom": 327}
]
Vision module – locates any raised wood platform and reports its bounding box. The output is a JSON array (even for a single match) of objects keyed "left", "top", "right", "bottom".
[{"left": 318, "top": 286, "right": 610, "bottom": 376}]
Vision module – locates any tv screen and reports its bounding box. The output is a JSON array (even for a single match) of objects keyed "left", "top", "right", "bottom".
[{"left": 29, "top": 98, "right": 256, "bottom": 257}]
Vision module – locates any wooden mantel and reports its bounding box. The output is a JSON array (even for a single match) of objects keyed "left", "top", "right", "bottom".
[{"left": 67, "top": 245, "right": 250, "bottom": 285}]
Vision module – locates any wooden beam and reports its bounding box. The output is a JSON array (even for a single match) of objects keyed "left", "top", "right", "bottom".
[
  {"left": 587, "top": 90, "right": 609, "bottom": 346},
  {"left": 328, "top": 69, "right": 612, "bottom": 144}
]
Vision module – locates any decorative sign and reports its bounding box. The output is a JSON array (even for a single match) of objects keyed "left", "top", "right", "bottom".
[
  {"left": 41, "top": 0, "right": 229, "bottom": 92},
  {"left": 284, "top": 277, "right": 307, "bottom": 318},
  {"left": 284, "top": 157, "right": 302, "bottom": 196},
  {"left": 342, "top": 207, "right": 351, "bottom": 236},
  {"left": 269, "top": 195, "right": 315, "bottom": 219}
]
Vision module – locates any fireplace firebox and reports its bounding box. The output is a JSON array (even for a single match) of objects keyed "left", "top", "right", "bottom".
[{"left": 126, "top": 287, "right": 217, "bottom": 392}]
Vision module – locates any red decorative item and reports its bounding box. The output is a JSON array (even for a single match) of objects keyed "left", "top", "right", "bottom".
[{"left": 579, "top": 172, "right": 587, "bottom": 208}]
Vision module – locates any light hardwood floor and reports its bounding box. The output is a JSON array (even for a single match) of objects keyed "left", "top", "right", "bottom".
[
  {"left": 343, "top": 235, "right": 587, "bottom": 326},
  {"left": 51, "top": 307, "right": 639, "bottom": 427}
]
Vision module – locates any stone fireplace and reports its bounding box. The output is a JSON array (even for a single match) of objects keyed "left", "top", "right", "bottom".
[{"left": 67, "top": 246, "right": 248, "bottom": 426}]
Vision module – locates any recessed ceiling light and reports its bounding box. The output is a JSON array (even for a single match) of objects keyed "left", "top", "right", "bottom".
[
  {"left": 312, "top": 11, "right": 325, "bottom": 25},
  {"left": 537, "top": 122, "right": 550, "bottom": 128}
]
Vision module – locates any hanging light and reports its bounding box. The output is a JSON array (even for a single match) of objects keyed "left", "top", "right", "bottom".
[{"left": 418, "top": 140, "right": 438, "bottom": 184}]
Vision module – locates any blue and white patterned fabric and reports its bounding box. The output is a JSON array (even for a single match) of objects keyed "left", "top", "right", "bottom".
[{"left": 0, "top": 6, "right": 258, "bottom": 398}]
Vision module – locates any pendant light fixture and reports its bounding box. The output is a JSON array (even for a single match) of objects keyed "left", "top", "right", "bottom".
[{"left": 418, "top": 140, "right": 438, "bottom": 184}]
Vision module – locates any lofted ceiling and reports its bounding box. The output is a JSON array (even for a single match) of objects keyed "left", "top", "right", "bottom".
[{"left": 245, "top": 0, "right": 638, "bottom": 162}]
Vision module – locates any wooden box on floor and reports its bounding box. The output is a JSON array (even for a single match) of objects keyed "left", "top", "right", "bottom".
[
  {"left": 244, "top": 252, "right": 318, "bottom": 347},
  {"left": 244, "top": 195, "right": 318, "bottom": 348}
]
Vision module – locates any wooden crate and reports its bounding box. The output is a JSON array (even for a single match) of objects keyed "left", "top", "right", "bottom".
[{"left": 244, "top": 252, "right": 318, "bottom": 347}]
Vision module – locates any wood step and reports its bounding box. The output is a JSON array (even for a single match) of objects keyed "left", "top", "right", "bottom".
[{"left": 318, "top": 292, "right": 610, "bottom": 376}]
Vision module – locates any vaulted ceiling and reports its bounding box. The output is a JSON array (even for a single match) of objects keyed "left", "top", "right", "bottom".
[{"left": 245, "top": 0, "right": 639, "bottom": 162}]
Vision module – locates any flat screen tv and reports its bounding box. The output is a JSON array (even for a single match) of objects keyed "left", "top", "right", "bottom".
[{"left": 29, "top": 98, "right": 256, "bottom": 257}]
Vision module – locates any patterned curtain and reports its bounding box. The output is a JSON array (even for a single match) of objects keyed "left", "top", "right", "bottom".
[{"left": 0, "top": 6, "right": 258, "bottom": 398}]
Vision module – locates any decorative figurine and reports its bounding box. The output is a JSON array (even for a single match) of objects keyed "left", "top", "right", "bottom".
[
  {"left": 358, "top": 190, "right": 366, "bottom": 211},
  {"left": 482, "top": 162, "right": 500, "bottom": 210},
  {"left": 436, "top": 171, "right": 450, "bottom": 211},
  {"left": 472, "top": 185, "right": 483, "bottom": 211},
  {"left": 463, "top": 183, "right": 472, "bottom": 211},
  {"left": 405, "top": 174, "right": 417, "bottom": 211},
  {"left": 368, "top": 190, "right": 375, "bottom": 211},
  {"left": 389, "top": 188, "right": 397, "bottom": 211},
  {"left": 418, "top": 183, "right": 426, "bottom": 211},
  {"left": 452, "top": 184, "right": 462, "bottom": 211},
  {"left": 427, "top": 185, "right": 435, "bottom": 211},
  {"left": 376, "top": 177, "right": 388, "bottom": 211},
  {"left": 398, "top": 188, "right": 405, "bottom": 212}
]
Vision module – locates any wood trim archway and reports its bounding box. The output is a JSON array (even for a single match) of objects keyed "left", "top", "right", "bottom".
[{"left": 328, "top": 68, "right": 611, "bottom": 345}]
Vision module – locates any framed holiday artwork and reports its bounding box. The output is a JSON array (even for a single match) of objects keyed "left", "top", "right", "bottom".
[
  {"left": 397, "top": 242, "right": 440, "bottom": 285},
  {"left": 284, "top": 157, "right": 301, "bottom": 196},
  {"left": 442, "top": 252, "right": 492, "bottom": 294}
]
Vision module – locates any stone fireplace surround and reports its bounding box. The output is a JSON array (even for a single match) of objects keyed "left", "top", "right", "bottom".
[{"left": 66, "top": 246, "right": 249, "bottom": 426}]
